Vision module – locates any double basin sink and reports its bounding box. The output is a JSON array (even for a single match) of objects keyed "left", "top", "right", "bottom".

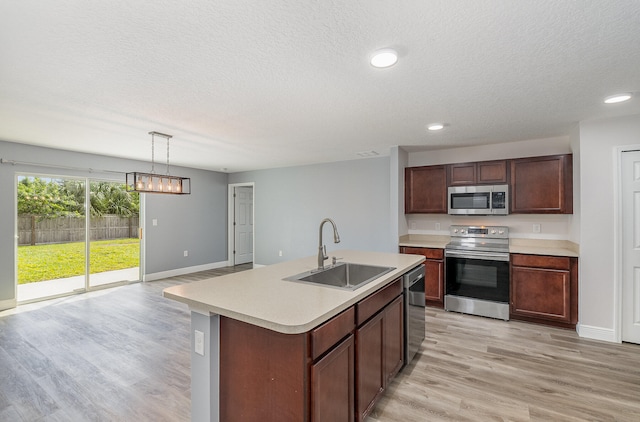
[{"left": 285, "top": 262, "right": 396, "bottom": 291}]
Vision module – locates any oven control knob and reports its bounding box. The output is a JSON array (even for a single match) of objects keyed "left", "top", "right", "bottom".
[
  {"left": 491, "top": 229, "right": 497, "bottom": 234},
  {"left": 460, "top": 229, "right": 466, "bottom": 234},
  {"left": 453, "top": 229, "right": 458, "bottom": 233},
  {"left": 498, "top": 230, "right": 505, "bottom": 235}
]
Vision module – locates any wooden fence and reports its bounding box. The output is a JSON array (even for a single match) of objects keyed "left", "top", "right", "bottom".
[{"left": 18, "top": 215, "right": 139, "bottom": 246}]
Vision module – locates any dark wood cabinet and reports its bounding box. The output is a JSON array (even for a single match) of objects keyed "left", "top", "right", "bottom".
[
  {"left": 400, "top": 247, "right": 444, "bottom": 308},
  {"left": 510, "top": 254, "right": 578, "bottom": 329},
  {"left": 355, "top": 280, "right": 404, "bottom": 422},
  {"left": 356, "top": 312, "right": 384, "bottom": 421},
  {"left": 311, "top": 334, "right": 354, "bottom": 422},
  {"left": 405, "top": 154, "right": 573, "bottom": 215},
  {"left": 405, "top": 165, "right": 447, "bottom": 213},
  {"left": 383, "top": 296, "right": 404, "bottom": 383},
  {"left": 510, "top": 154, "right": 573, "bottom": 214},
  {"left": 448, "top": 160, "right": 508, "bottom": 186},
  {"left": 448, "top": 162, "right": 476, "bottom": 185},
  {"left": 220, "top": 278, "right": 405, "bottom": 421}
]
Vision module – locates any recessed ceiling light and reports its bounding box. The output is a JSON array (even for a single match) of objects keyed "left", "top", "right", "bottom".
[
  {"left": 604, "top": 93, "right": 632, "bottom": 104},
  {"left": 370, "top": 49, "right": 398, "bottom": 68},
  {"left": 427, "top": 123, "right": 445, "bottom": 131}
]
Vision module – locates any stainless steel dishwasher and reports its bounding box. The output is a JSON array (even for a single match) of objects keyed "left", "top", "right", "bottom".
[{"left": 403, "top": 264, "right": 425, "bottom": 366}]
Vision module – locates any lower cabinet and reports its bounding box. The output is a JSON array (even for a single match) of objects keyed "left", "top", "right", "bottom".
[
  {"left": 400, "top": 247, "right": 444, "bottom": 307},
  {"left": 219, "top": 278, "right": 405, "bottom": 421},
  {"left": 311, "top": 334, "right": 355, "bottom": 422},
  {"left": 510, "top": 253, "right": 578, "bottom": 329},
  {"left": 356, "top": 294, "right": 404, "bottom": 422}
]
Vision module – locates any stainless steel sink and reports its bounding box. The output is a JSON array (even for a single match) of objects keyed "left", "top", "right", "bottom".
[{"left": 284, "top": 262, "right": 396, "bottom": 290}]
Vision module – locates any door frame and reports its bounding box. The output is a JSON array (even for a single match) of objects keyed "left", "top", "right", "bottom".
[
  {"left": 614, "top": 144, "right": 640, "bottom": 343},
  {"left": 227, "top": 182, "right": 255, "bottom": 266}
]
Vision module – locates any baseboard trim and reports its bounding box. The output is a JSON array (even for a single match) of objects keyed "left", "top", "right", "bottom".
[
  {"left": 144, "top": 260, "right": 230, "bottom": 282},
  {"left": 577, "top": 323, "right": 618, "bottom": 343},
  {"left": 0, "top": 298, "right": 17, "bottom": 312}
]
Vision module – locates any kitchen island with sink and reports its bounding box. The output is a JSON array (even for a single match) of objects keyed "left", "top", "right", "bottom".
[{"left": 163, "top": 250, "right": 424, "bottom": 422}]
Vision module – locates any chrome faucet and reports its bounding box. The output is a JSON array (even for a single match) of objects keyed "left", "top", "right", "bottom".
[{"left": 317, "top": 218, "right": 340, "bottom": 270}]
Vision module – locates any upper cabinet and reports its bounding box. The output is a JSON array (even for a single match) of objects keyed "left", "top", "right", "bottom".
[
  {"left": 404, "top": 154, "right": 573, "bottom": 215},
  {"left": 448, "top": 160, "right": 508, "bottom": 186},
  {"left": 510, "top": 154, "right": 573, "bottom": 214},
  {"left": 405, "top": 165, "right": 447, "bottom": 214}
]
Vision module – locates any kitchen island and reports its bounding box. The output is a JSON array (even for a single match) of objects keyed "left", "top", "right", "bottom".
[{"left": 163, "top": 250, "right": 424, "bottom": 422}]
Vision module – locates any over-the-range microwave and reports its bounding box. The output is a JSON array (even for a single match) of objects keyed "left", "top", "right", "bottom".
[{"left": 448, "top": 184, "right": 509, "bottom": 215}]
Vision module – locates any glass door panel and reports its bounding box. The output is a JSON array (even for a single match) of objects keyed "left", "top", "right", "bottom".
[
  {"left": 17, "top": 175, "right": 86, "bottom": 302},
  {"left": 88, "top": 181, "right": 140, "bottom": 288}
]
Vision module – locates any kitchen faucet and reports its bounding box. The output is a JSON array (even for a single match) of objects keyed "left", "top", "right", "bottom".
[{"left": 317, "top": 218, "right": 340, "bottom": 271}]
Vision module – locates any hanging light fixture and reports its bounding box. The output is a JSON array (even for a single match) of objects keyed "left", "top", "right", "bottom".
[{"left": 126, "top": 131, "right": 191, "bottom": 195}]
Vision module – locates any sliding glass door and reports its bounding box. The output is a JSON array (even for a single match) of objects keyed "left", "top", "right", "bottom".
[
  {"left": 16, "top": 175, "right": 141, "bottom": 303},
  {"left": 17, "top": 175, "right": 87, "bottom": 302},
  {"left": 88, "top": 181, "right": 140, "bottom": 289}
]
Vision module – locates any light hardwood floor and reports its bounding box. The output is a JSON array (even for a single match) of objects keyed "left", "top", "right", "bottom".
[{"left": 1, "top": 267, "right": 639, "bottom": 421}]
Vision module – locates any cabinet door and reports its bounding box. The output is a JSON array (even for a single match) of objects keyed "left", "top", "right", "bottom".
[
  {"left": 383, "top": 296, "right": 404, "bottom": 383},
  {"left": 448, "top": 162, "right": 476, "bottom": 186},
  {"left": 311, "top": 334, "right": 355, "bottom": 422},
  {"left": 425, "top": 259, "right": 444, "bottom": 307},
  {"left": 477, "top": 160, "right": 508, "bottom": 184},
  {"left": 510, "top": 154, "right": 573, "bottom": 213},
  {"left": 400, "top": 247, "right": 444, "bottom": 308},
  {"left": 356, "top": 312, "right": 384, "bottom": 422},
  {"left": 511, "top": 266, "right": 572, "bottom": 323},
  {"left": 405, "top": 166, "right": 447, "bottom": 213}
]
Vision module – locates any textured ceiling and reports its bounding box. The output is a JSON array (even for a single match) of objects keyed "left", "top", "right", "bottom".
[{"left": 1, "top": 1, "right": 640, "bottom": 172}]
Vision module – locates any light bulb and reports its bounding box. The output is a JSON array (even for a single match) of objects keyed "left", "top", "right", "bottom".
[
  {"left": 604, "top": 93, "right": 632, "bottom": 104},
  {"left": 370, "top": 49, "right": 398, "bottom": 68}
]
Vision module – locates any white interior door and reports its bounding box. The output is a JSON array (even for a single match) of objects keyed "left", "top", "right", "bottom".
[
  {"left": 234, "top": 186, "right": 253, "bottom": 265},
  {"left": 622, "top": 150, "right": 640, "bottom": 344}
]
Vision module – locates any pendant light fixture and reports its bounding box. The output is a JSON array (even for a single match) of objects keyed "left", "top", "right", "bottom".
[{"left": 126, "top": 131, "right": 191, "bottom": 195}]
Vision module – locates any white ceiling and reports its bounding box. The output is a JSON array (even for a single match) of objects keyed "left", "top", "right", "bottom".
[{"left": 1, "top": 1, "right": 639, "bottom": 173}]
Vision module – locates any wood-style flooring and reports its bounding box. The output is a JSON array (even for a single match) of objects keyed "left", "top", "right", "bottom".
[{"left": 1, "top": 265, "right": 638, "bottom": 421}]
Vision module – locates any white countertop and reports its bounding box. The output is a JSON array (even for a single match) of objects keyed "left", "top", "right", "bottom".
[
  {"left": 163, "top": 250, "right": 425, "bottom": 334},
  {"left": 399, "top": 235, "right": 579, "bottom": 257}
]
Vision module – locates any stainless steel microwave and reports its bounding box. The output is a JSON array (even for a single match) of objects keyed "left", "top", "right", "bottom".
[{"left": 448, "top": 184, "right": 509, "bottom": 215}]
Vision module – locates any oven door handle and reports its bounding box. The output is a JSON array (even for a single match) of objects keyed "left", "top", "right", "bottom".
[{"left": 445, "top": 249, "right": 510, "bottom": 262}]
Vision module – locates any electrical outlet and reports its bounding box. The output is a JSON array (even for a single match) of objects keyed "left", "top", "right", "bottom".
[
  {"left": 410, "top": 222, "right": 416, "bottom": 229},
  {"left": 152, "top": 219, "right": 158, "bottom": 226},
  {"left": 435, "top": 222, "right": 441, "bottom": 231},
  {"left": 533, "top": 224, "right": 541, "bottom": 233},
  {"left": 184, "top": 250, "right": 189, "bottom": 257},
  {"left": 194, "top": 330, "right": 204, "bottom": 356},
  {"left": 279, "top": 250, "right": 283, "bottom": 257}
]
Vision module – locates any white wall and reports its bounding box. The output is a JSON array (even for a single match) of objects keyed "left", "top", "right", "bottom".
[
  {"left": 406, "top": 136, "right": 575, "bottom": 240},
  {"left": 408, "top": 136, "right": 571, "bottom": 166},
  {"left": 577, "top": 113, "right": 640, "bottom": 341}
]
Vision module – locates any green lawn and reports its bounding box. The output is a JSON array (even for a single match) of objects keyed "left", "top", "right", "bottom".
[{"left": 18, "top": 238, "right": 140, "bottom": 284}]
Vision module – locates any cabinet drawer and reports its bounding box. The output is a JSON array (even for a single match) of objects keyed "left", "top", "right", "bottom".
[
  {"left": 511, "top": 254, "right": 570, "bottom": 270},
  {"left": 401, "top": 247, "right": 443, "bottom": 260},
  {"left": 311, "top": 307, "right": 355, "bottom": 360},
  {"left": 356, "top": 279, "right": 402, "bottom": 326}
]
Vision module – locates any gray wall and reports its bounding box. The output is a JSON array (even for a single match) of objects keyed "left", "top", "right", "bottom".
[
  {"left": 576, "top": 113, "right": 640, "bottom": 340},
  {"left": 229, "top": 157, "right": 393, "bottom": 266},
  {"left": 0, "top": 140, "right": 228, "bottom": 309}
]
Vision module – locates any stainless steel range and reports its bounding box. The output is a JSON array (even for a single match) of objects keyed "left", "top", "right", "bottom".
[{"left": 444, "top": 225, "right": 510, "bottom": 320}]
